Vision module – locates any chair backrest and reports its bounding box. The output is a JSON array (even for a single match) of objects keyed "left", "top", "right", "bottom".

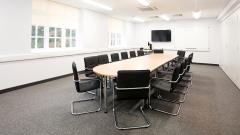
[
  {"left": 98, "top": 54, "right": 109, "bottom": 65},
  {"left": 170, "top": 64, "right": 181, "bottom": 91},
  {"left": 84, "top": 56, "right": 99, "bottom": 70},
  {"left": 116, "top": 70, "right": 150, "bottom": 100},
  {"left": 177, "top": 50, "right": 186, "bottom": 58},
  {"left": 111, "top": 53, "right": 120, "bottom": 62},
  {"left": 189, "top": 53, "right": 194, "bottom": 63},
  {"left": 186, "top": 53, "right": 193, "bottom": 72},
  {"left": 178, "top": 59, "right": 187, "bottom": 83},
  {"left": 129, "top": 51, "right": 136, "bottom": 58},
  {"left": 153, "top": 49, "right": 164, "bottom": 53},
  {"left": 137, "top": 50, "right": 144, "bottom": 56},
  {"left": 72, "top": 62, "right": 100, "bottom": 93},
  {"left": 121, "top": 52, "right": 128, "bottom": 60},
  {"left": 72, "top": 62, "right": 80, "bottom": 92}
]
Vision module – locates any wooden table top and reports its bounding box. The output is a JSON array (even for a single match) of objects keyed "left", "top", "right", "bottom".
[{"left": 93, "top": 53, "right": 178, "bottom": 77}]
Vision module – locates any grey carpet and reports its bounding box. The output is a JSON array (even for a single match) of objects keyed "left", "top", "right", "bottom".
[{"left": 0, "top": 65, "right": 240, "bottom": 135}]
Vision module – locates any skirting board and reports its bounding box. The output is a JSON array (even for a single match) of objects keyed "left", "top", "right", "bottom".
[
  {"left": 192, "top": 62, "right": 219, "bottom": 66},
  {"left": 0, "top": 73, "right": 73, "bottom": 94}
]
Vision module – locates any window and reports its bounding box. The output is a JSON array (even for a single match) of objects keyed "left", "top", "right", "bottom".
[
  {"left": 65, "top": 29, "right": 76, "bottom": 47},
  {"left": 49, "top": 27, "right": 62, "bottom": 48},
  {"left": 31, "top": 26, "right": 45, "bottom": 49},
  {"left": 31, "top": 25, "right": 76, "bottom": 50},
  {"left": 110, "top": 32, "right": 122, "bottom": 46}
]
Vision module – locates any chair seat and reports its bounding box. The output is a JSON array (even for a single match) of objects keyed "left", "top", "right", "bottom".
[
  {"left": 182, "top": 75, "right": 191, "bottom": 80},
  {"left": 151, "top": 79, "right": 171, "bottom": 92},
  {"left": 184, "top": 72, "right": 191, "bottom": 77},
  {"left": 158, "top": 73, "right": 172, "bottom": 79},
  {"left": 79, "top": 80, "right": 100, "bottom": 92}
]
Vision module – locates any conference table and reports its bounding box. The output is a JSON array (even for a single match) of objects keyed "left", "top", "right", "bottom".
[{"left": 93, "top": 53, "right": 178, "bottom": 113}]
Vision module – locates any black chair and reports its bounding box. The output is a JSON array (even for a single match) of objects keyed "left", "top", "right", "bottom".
[
  {"left": 84, "top": 56, "right": 99, "bottom": 77},
  {"left": 166, "top": 60, "right": 190, "bottom": 102},
  {"left": 137, "top": 50, "right": 144, "bottom": 56},
  {"left": 111, "top": 53, "right": 120, "bottom": 62},
  {"left": 98, "top": 54, "right": 109, "bottom": 65},
  {"left": 186, "top": 53, "right": 193, "bottom": 72},
  {"left": 153, "top": 49, "right": 164, "bottom": 53},
  {"left": 177, "top": 50, "right": 186, "bottom": 58},
  {"left": 149, "top": 64, "right": 184, "bottom": 116},
  {"left": 113, "top": 70, "right": 151, "bottom": 130},
  {"left": 129, "top": 51, "right": 136, "bottom": 58},
  {"left": 121, "top": 52, "right": 128, "bottom": 60},
  {"left": 181, "top": 54, "right": 193, "bottom": 86},
  {"left": 71, "top": 62, "right": 101, "bottom": 115},
  {"left": 176, "top": 50, "right": 186, "bottom": 62}
]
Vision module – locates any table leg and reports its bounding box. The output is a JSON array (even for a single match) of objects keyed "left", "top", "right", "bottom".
[{"left": 103, "top": 76, "right": 108, "bottom": 113}]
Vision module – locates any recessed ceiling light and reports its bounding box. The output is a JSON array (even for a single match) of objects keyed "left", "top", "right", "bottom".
[
  {"left": 192, "top": 11, "right": 202, "bottom": 19},
  {"left": 136, "top": 0, "right": 151, "bottom": 6},
  {"left": 133, "top": 17, "right": 145, "bottom": 22},
  {"left": 82, "top": 0, "right": 113, "bottom": 11},
  {"left": 160, "top": 14, "right": 170, "bottom": 21}
]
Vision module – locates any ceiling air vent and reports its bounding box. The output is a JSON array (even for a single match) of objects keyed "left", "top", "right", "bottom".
[
  {"left": 149, "top": 15, "right": 159, "bottom": 18},
  {"left": 137, "top": 6, "right": 158, "bottom": 11},
  {"left": 173, "top": 13, "right": 183, "bottom": 17}
]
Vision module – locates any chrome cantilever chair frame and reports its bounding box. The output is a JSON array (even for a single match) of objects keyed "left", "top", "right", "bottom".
[
  {"left": 71, "top": 78, "right": 102, "bottom": 115},
  {"left": 113, "top": 86, "right": 151, "bottom": 130}
]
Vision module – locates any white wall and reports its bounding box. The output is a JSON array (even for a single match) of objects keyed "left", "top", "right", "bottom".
[
  {"left": 0, "top": 0, "right": 32, "bottom": 55},
  {"left": 81, "top": 10, "right": 109, "bottom": 49},
  {"left": 0, "top": 49, "right": 137, "bottom": 90},
  {"left": 220, "top": 7, "right": 240, "bottom": 89},
  {"left": 134, "top": 19, "right": 221, "bottom": 64},
  {"left": 0, "top": 0, "right": 136, "bottom": 90}
]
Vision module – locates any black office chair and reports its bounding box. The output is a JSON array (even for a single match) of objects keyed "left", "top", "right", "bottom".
[
  {"left": 129, "top": 51, "right": 136, "bottom": 58},
  {"left": 121, "top": 52, "right": 128, "bottom": 60},
  {"left": 181, "top": 54, "right": 193, "bottom": 86},
  {"left": 177, "top": 50, "right": 186, "bottom": 57},
  {"left": 113, "top": 70, "right": 151, "bottom": 130},
  {"left": 71, "top": 62, "right": 101, "bottom": 115},
  {"left": 150, "top": 64, "right": 185, "bottom": 116},
  {"left": 153, "top": 49, "right": 164, "bottom": 53},
  {"left": 111, "top": 53, "right": 120, "bottom": 62},
  {"left": 98, "top": 54, "right": 109, "bottom": 65},
  {"left": 186, "top": 53, "right": 193, "bottom": 72},
  {"left": 176, "top": 50, "right": 186, "bottom": 62},
  {"left": 137, "top": 50, "right": 144, "bottom": 56},
  {"left": 84, "top": 56, "right": 99, "bottom": 77}
]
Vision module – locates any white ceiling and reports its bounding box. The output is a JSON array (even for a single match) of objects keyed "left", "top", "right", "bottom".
[{"left": 52, "top": 0, "right": 230, "bottom": 21}]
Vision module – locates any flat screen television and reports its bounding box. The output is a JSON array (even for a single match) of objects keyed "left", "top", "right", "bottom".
[{"left": 151, "top": 30, "right": 171, "bottom": 42}]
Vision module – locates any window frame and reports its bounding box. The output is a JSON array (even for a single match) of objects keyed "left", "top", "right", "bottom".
[{"left": 31, "top": 25, "right": 77, "bottom": 51}]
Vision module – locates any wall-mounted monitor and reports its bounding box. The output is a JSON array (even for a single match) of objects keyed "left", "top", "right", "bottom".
[{"left": 151, "top": 30, "right": 171, "bottom": 42}]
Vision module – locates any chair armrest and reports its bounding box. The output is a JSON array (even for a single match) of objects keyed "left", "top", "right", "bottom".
[
  {"left": 73, "top": 77, "right": 101, "bottom": 83},
  {"left": 85, "top": 68, "right": 93, "bottom": 71},
  {"left": 151, "top": 77, "right": 171, "bottom": 82},
  {"left": 78, "top": 70, "right": 92, "bottom": 75}
]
